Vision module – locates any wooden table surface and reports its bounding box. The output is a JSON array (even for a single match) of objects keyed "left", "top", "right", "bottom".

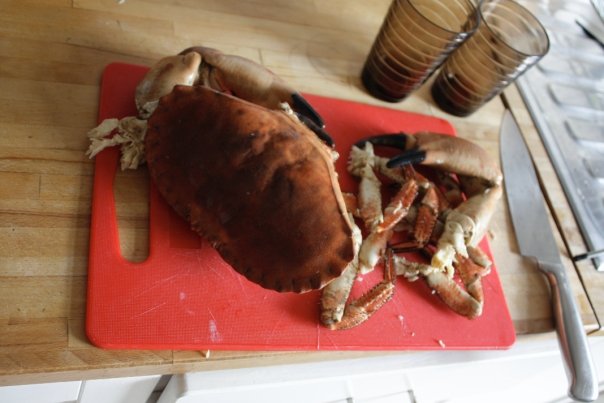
[{"left": 1, "top": 0, "right": 602, "bottom": 386}]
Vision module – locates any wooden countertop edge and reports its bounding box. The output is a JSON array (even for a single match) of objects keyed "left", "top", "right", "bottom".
[
  {"left": 0, "top": 331, "right": 586, "bottom": 386},
  {"left": 0, "top": 350, "right": 393, "bottom": 386},
  {"left": 0, "top": 334, "right": 546, "bottom": 386}
]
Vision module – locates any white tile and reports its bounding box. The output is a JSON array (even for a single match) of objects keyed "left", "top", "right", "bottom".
[{"left": 0, "top": 381, "right": 81, "bottom": 403}]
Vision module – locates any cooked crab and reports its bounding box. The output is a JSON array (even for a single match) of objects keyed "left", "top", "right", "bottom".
[
  {"left": 320, "top": 132, "right": 502, "bottom": 329},
  {"left": 87, "top": 47, "right": 358, "bottom": 293},
  {"left": 86, "top": 47, "right": 501, "bottom": 330}
]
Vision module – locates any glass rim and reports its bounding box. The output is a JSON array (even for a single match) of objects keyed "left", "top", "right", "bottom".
[
  {"left": 385, "top": 11, "right": 455, "bottom": 55},
  {"left": 390, "top": 1, "right": 465, "bottom": 44},
  {"left": 405, "top": 0, "right": 480, "bottom": 35},
  {"left": 478, "top": 0, "right": 550, "bottom": 58}
]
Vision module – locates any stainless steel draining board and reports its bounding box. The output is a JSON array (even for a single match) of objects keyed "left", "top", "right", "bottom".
[{"left": 515, "top": 0, "right": 604, "bottom": 271}]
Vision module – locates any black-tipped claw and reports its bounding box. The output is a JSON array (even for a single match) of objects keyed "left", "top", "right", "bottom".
[
  {"left": 291, "top": 93, "right": 325, "bottom": 129},
  {"left": 353, "top": 133, "right": 425, "bottom": 168},
  {"left": 386, "top": 149, "right": 426, "bottom": 168},
  {"left": 353, "top": 133, "right": 409, "bottom": 149},
  {"left": 296, "top": 112, "right": 335, "bottom": 148}
]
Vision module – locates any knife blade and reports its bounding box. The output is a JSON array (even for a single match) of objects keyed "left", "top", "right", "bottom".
[{"left": 500, "top": 110, "right": 598, "bottom": 402}]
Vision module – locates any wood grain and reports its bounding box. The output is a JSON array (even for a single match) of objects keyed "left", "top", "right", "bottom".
[{"left": 0, "top": 0, "right": 599, "bottom": 386}]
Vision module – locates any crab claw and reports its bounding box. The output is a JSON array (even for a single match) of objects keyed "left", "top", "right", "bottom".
[
  {"left": 180, "top": 46, "right": 325, "bottom": 129},
  {"left": 135, "top": 47, "right": 332, "bottom": 145},
  {"left": 355, "top": 133, "right": 427, "bottom": 167},
  {"left": 135, "top": 51, "right": 202, "bottom": 118},
  {"left": 358, "top": 132, "right": 502, "bottom": 188},
  {"left": 294, "top": 113, "right": 334, "bottom": 148}
]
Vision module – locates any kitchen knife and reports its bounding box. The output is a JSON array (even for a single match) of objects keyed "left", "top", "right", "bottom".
[{"left": 500, "top": 110, "right": 598, "bottom": 402}]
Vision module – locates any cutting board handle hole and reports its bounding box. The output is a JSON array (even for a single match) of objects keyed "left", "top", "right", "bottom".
[{"left": 113, "top": 166, "right": 150, "bottom": 263}]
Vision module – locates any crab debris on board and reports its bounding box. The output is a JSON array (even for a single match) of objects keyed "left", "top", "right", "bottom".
[{"left": 322, "top": 134, "right": 502, "bottom": 329}]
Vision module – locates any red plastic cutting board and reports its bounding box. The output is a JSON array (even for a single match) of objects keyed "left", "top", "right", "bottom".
[{"left": 86, "top": 63, "right": 515, "bottom": 350}]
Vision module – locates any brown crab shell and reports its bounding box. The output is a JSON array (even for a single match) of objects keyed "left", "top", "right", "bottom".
[{"left": 145, "top": 85, "right": 355, "bottom": 293}]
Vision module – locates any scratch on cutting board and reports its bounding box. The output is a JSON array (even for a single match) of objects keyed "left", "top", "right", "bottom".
[
  {"left": 205, "top": 261, "right": 227, "bottom": 281},
  {"left": 195, "top": 252, "right": 235, "bottom": 293},
  {"left": 234, "top": 270, "right": 250, "bottom": 299},
  {"left": 262, "top": 316, "right": 285, "bottom": 344},
  {"left": 128, "top": 273, "right": 182, "bottom": 302},
  {"left": 320, "top": 328, "right": 340, "bottom": 350},
  {"left": 130, "top": 302, "right": 167, "bottom": 319},
  {"left": 207, "top": 309, "right": 223, "bottom": 342}
]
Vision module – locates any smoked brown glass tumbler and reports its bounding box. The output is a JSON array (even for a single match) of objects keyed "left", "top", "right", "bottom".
[
  {"left": 431, "top": 0, "right": 550, "bottom": 116},
  {"left": 361, "top": 0, "right": 480, "bottom": 102}
]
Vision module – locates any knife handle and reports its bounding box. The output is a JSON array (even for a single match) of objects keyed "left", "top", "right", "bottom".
[{"left": 541, "top": 262, "right": 599, "bottom": 402}]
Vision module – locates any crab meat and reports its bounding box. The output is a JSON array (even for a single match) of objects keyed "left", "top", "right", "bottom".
[{"left": 347, "top": 143, "right": 383, "bottom": 231}]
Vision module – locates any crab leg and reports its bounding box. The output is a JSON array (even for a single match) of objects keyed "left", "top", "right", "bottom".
[
  {"left": 349, "top": 141, "right": 421, "bottom": 273},
  {"left": 348, "top": 143, "right": 383, "bottom": 231},
  {"left": 359, "top": 179, "right": 418, "bottom": 274},
  {"left": 322, "top": 143, "right": 382, "bottom": 326},
  {"left": 414, "top": 186, "right": 440, "bottom": 244},
  {"left": 432, "top": 171, "right": 460, "bottom": 208},
  {"left": 423, "top": 258, "right": 485, "bottom": 319},
  {"left": 376, "top": 180, "right": 419, "bottom": 233},
  {"left": 321, "top": 144, "right": 420, "bottom": 329},
  {"left": 393, "top": 249, "right": 490, "bottom": 319},
  {"left": 320, "top": 145, "right": 369, "bottom": 325},
  {"left": 391, "top": 185, "right": 440, "bottom": 252},
  {"left": 137, "top": 46, "right": 323, "bottom": 122},
  {"left": 320, "top": 220, "right": 363, "bottom": 326},
  {"left": 321, "top": 179, "right": 417, "bottom": 329},
  {"left": 357, "top": 132, "right": 502, "bottom": 196},
  {"left": 323, "top": 250, "right": 397, "bottom": 330}
]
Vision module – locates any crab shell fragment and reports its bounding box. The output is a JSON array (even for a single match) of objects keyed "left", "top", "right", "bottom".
[{"left": 145, "top": 84, "right": 356, "bottom": 293}]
